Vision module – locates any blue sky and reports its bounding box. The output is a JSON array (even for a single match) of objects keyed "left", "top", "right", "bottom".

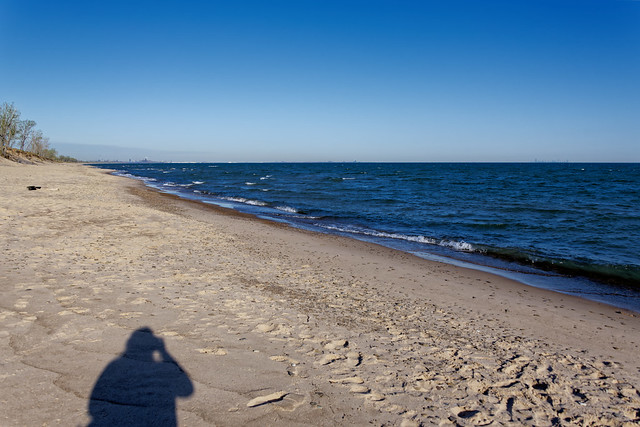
[{"left": 1, "top": 0, "right": 638, "bottom": 162}]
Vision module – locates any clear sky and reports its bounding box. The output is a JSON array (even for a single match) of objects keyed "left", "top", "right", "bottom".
[{"left": 1, "top": 0, "right": 638, "bottom": 162}]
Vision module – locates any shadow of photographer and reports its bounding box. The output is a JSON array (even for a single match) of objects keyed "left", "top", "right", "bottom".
[{"left": 88, "top": 327, "right": 193, "bottom": 426}]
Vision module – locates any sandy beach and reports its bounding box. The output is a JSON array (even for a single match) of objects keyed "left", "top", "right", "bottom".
[{"left": 1, "top": 162, "right": 639, "bottom": 426}]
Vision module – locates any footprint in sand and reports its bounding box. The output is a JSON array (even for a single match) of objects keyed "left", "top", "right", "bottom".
[
  {"left": 269, "top": 355, "right": 299, "bottom": 364},
  {"left": 197, "top": 347, "right": 227, "bottom": 355},
  {"left": 317, "top": 353, "right": 345, "bottom": 366},
  {"left": 14, "top": 297, "right": 32, "bottom": 309},
  {"left": 345, "top": 351, "right": 362, "bottom": 367},
  {"left": 349, "top": 385, "right": 370, "bottom": 394},
  {"left": 255, "top": 323, "right": 276, "bottom": 333},
  {"left": 329, "top": 376, "right": 364, "bottom": 385},
  {"left": 323, "top": 339, "right": 348, "bottom": 350}
]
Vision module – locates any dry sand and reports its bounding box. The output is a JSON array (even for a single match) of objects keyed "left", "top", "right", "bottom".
[{"left": 1, "top": 162, "right": 639, "bottom": 426}]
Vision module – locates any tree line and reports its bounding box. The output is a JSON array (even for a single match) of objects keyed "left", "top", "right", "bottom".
[{"left": 0, "top": 101, "right": 76, "bottom": 161}]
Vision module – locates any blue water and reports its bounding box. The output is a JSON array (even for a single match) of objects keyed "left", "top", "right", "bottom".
[{"left": 93, "top": 162, "right": 640, "bottom": 312}]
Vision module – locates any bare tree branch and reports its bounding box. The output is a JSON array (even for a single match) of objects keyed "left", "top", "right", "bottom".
[
  {"left": 0, "top": 102, "right": 21, "bottom": 157},
  {"left": 16, "top": 119, "right": 37, "bottom": 150}
]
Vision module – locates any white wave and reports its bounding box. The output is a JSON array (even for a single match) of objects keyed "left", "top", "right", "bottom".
[
  {"left": 375, "top": 231, "right": 437, "bottom": 244},
  {"left": 315, "top": 224, "right": 474, "bottom": 251},
  {"left": 319, "top": 225, "right": 434, "bottom": 243},
  {"left": 221, "top": 196, "right": 268, "bottom": 207},
  {"left": 439, "top": 240, "right": 474, "bottom": 251},
  {"left": 114, "top": 172, "right": 136, "bottom": 179},
  {"left": 245, "top": 200, "right": 268, "bottom": 206},
  {"left": 245, "top": 182, "right": 257, "bottom": 185},
  {"left": 222, "top": 196, "right": 246, "bottom": 203},
  {"left": 192, "top": 181, "right": 205, "bottom": 184},
  {"left": 320, "top": 224, "right": 355, "bottom": 233},
  {"left": 370, "top": 230, "right": 435, "bottom": 244},
  {"left": 163, "top": 182, "right": 193, "bottom": 188},
  {"left": 276, "top": 206, "right": 298, "bottom": 213}
]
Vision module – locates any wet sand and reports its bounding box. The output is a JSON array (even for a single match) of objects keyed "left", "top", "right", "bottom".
[{"left": 1, "top": 162, "right": 639, "bottom": 426}]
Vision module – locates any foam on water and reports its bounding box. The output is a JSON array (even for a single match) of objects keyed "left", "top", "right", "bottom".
[
  {"left": 221, "top": 196, "right": 268, "bottom": 207},
  {"left": 276, "top": 206, "right": 298, "bottom": 213}
]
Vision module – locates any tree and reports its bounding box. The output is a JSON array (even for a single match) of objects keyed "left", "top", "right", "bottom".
[
  {"left": 57, "top": 155, "right": 78, "bottom": 162},
  {"left": 16, "top": 119, "right": 37, "bottom": 151},
  {"left": 0, "top": 102, "right": 20, "bottom": 157},
  {"left": 42, "top": 147, "right": 58, "bottom": 160},
  {"left": 1, "top": 101, "right": 75, "bottom": 161},
  {"left": 28, "top": 129, "right": 50, "bottom": 156}
]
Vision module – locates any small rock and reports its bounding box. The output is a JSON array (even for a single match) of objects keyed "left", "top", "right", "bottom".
[{"left": 247, "top": 391, "right": 288, "bottom": 407}]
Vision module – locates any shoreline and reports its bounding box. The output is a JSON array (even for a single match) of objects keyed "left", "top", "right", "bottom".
[
  {"left": 1, "top": 162, "right": 639, "bottom": 425},
  {"left": 104, "top": 163, "right": 640, "bottom": 313}
]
